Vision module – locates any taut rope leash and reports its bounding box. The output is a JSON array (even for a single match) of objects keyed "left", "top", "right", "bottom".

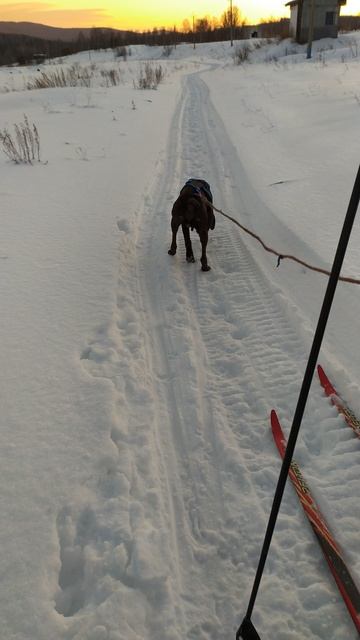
[{"left": 204, "top": 197, "right": 360, "bottom": 285}]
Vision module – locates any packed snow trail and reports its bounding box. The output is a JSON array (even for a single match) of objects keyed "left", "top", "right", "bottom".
[{"left": 78, "top": 71, "right": 358, "bottom": 640}]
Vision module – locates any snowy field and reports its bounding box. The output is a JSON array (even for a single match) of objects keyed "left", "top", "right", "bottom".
[{"left": 0, "top": 33, "right": 360, "bottom": 640}]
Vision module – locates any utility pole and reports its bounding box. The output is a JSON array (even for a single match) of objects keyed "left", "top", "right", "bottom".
[
  {"left": 230, "top": 0, "right": 234, "bottom": 46},
  {"left": 193, "top": 15, "right": 196, "bottom": 49},
  {"left": 307, "top": 0, "right": 316, "bottom": 59}
]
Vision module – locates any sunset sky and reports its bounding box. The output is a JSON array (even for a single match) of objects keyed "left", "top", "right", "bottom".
[{"left": 0, "top": 0, "right": 358, "bottom": 30}]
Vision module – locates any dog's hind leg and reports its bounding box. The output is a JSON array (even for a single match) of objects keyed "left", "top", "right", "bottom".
[
  {"left": 208, "top": 205, "right": 216, "bottom": 230},
  {"left": 182, "top": 225, "right": 195, "bottom": 263},
  {"left": 168, "top": 219, "right": 180, "bottom": 256},
  {"left": 199, "top": 230, "right": 210, "bottom": 271}
]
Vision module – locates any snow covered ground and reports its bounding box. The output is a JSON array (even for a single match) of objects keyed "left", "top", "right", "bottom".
[{"left": 0, "top": 33, "right": 360, "bottom": 640}]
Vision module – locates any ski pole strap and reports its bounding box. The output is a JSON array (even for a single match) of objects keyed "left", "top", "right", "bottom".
[{"left": 236, "top": 617, "right": 261, "bottom": 640}]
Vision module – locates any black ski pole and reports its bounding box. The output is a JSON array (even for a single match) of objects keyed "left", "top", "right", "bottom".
[{"left": 237, "top": 164, "right": 360, "bottom": 639}]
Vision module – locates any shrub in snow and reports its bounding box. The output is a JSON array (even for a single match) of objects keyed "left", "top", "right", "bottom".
[
  {"left": 233, "top": 45, "right": 251, "bottom": 65},
  {"left": 100, "top": 68, "right": 122, "bottom": 87},
  {"left": 163, "top": 45, "right": 174, "bottom": 58},
  {"left": 135, "top": 63, "right": 164, "bottom": 89},
  {"left": 27, "top": 65, "right": 93, "bottom": 90},
  {"left": 0, "top": 115, "right": 40, "bottom": 164},
  {"left": 115, "top": 46, "right": 128, "bottom": 60},
  {"left": 348, "top": 39, "right": 359, "bottom": 58}
]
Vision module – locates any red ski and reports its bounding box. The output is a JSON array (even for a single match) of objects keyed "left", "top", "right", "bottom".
[
  {"left": 271, "top": 409, "right": 360, "bottom": 634},
  {"left": 318, "top": 364, "right": 360, "bottom": 439}
]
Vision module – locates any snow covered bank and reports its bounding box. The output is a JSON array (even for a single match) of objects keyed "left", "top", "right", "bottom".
[{"left": 0, "top": 34, "right": 359, "bottom": 640}]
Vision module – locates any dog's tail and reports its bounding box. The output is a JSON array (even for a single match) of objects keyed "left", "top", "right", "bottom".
[{"left": 186, "top": 197, "right": 202, "bottom": 222}]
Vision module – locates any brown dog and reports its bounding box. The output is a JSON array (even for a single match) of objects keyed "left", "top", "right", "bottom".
[{"left": 168, "top": 179, "right": 215, "bottom": 271}]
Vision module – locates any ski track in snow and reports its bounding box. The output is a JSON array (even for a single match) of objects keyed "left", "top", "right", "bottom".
[{"left": 62, "top": 71, "right": 359, "bottom": 639}]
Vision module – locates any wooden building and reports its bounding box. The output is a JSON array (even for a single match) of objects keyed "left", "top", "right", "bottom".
[{"left": 286, "top": 0, "right": 347, "bottom": 43}]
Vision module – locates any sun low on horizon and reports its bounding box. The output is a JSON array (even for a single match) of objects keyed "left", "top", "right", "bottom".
[{"left": 0, "top": 0, "right": 358, "bottom": 30}]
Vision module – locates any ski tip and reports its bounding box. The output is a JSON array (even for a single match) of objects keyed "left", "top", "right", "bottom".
[
  {"left": 270, "top": 409, "right": 287, "bottom": 454},
  {"left": 317, "top": 364, "right": 329, "bottom": 387},
  {"left": 317, "top": 363, "right": 337, "bottom": 395},
  {"left": 317, "top": 363, "right": 328, "bottom": 383},
  {"left": 270, "top": 409, "right": 280, "bottom": 429}
]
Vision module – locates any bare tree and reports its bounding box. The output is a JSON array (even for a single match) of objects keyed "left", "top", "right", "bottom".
[
  {"left": 195, "top": 16, "right": 212, "bottom": 33},
  {"left": 221, "top": 5, "right": 242, "bottom": 29}
]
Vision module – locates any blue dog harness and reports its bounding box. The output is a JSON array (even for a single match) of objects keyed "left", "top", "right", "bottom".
[{"left": 183, "top": 178, "right": 213, "bottom": 203}]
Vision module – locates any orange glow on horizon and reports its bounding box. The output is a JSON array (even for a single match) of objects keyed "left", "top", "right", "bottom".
[{"left": 0, "top": 0, "right": 358, "bottom": 30}]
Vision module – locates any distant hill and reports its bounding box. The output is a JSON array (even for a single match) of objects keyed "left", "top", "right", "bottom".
[{"left": 0, "top": 21, "right": 125, "bottom": 42}]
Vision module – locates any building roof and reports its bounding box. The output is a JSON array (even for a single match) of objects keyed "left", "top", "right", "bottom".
[{"left": 285, "top": 0, "right": 346, "bottom": 4}]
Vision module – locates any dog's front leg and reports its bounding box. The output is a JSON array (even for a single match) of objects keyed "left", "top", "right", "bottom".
[
  {"left": 168, "top": 218, "right": 180, "bottom": 256},
  {"left": 199, "top": 230, "right": 210, "bottom": 271},
  {"left": 182, "top": 225, "right": 195, "bottom": 263}
]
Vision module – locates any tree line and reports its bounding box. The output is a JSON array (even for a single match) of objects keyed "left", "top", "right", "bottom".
[
  {"left": 0, "top": 29, "right": 133, "bottom": 66},
  {"left": 1, "top": 5, "right": 359, "bottom": 67}
]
